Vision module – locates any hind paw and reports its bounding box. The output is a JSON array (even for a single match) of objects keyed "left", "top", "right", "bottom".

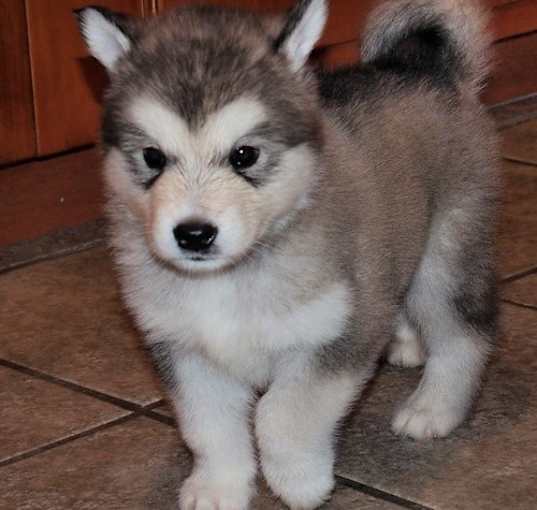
[
  {"left": 392, "top": 390, "right": 465, "bottom": 439},
  {"left": 387, "top": 317, "right": 425, "bottom": 367}
]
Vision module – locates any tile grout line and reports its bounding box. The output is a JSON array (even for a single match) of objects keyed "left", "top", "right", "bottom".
[
  {"left": 501, "top": 299, "right": 537, "bottom": 312},
  {"left": 502, "top": 155, "right": 537, "bottom": 167},
  {"left": 143, "top": 409, "right": 176, "bottom": 427},
  {"left": 497, "top": 117, "right": 537, "bottom": 131},
  {"left": 335, "top": 476, "right": 434, "bottom": 510},
  {"left": 500, "top": 265, "right": 537, "bottom": 284},
  {"left": 0, "top": 413, "right": 138, "bottom": 469},
  {"left": 0, "top": 358, "right": 170, "bottom": 469},
  {"left": 489, "top": 91, "right": 537, "bottom": 111},
  {"left": 0, "top": 401, "right": 169, "bottom": 470},
  {"left": 0, "top": 358, "right": 164, "bottom": 414}
]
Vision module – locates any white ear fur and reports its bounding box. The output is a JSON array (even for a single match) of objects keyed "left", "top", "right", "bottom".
[
  {"left": 77, "top": 8, "right": 131, "bottom": 72},
  {"left": 282, "top": 0, "right": 328, "bottom": 71}
]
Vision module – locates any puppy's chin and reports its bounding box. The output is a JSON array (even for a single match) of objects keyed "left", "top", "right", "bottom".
[
  {"left": 167, "top": 256, "right": 238, "bottom": 275},
  {"left": 151, "top": 243, "right": 258, "bottom": 275}
]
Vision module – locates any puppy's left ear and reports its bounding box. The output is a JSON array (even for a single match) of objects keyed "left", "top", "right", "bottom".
[
  {"left": 274, "top": 0, "right": 328, "bottom": 72},
  {"left": 74, "top": 6, "right": 140, "bottom": 72}
]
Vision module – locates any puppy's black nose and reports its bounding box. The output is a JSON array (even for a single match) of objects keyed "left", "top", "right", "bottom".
[{"left": 173, "top": 222, "right": 218, "bottom": 252}]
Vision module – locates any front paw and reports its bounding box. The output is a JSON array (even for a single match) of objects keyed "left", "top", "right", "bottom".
[
  {"left": 261, "top": 456, "right": 335, "bottom": 510},
  {"left": 179, "top": 471, "right": 252, "bottom": 510}
]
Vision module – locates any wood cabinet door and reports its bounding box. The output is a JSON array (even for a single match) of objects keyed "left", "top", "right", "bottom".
[
  {"left": 0, "top": 0, "right": 36, "bottom": 165},
  {"left": 26, "top": 0, "right": 145, "bottom": 157}
]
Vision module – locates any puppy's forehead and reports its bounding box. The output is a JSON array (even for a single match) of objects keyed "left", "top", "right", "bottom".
[
  {"left": 128, "top": 94, "right": 267, "bottom": 155},
  {"left": 204, "top": 98, "right": 268, "bottom": 147},
  {"left": 123, "top": 9, "right": 278, "bottom": 125}
]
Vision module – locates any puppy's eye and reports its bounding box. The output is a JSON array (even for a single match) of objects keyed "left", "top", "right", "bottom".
[
  {"left": 143, "top": 147, "right": 167, "bottom": 170},
  {"left": 229, "top": 146, "right": 260, "bottom": 170}
]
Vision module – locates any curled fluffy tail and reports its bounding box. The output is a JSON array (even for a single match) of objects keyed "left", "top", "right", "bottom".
[{"left": 361, "top": 0, "right": 492, "bottom": 94}]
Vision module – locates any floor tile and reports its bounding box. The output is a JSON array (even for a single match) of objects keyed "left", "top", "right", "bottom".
[
  {"left": 0, "top": 366, "right": 128, "bottom": 464},
  {"left": 2, "top": 417, "right": 400, "bottom": 510},
  {"left": 2, "top": 418, "right": 187, "bottom": 510},
  {"left": 498, "top": 161, "right": 537, "bottom": 276},
  {"left": 502, "top": 118, "right": 537, "bottom": 163},
  {"left": 503, "top": 273, "right": 537, "bottom": 307},
  {"left": 336, "top": 303, "right": 537, "bottom": 510},
  {"left": 0, "top": 247, "right": 163, "bottom": 405}
]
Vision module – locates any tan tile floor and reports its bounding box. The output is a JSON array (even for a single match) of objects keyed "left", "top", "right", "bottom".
[{"left": 1, "top": 101, "right": 536, "bottom": 509}]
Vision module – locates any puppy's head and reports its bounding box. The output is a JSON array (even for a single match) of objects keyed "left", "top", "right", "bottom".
[{"left": 76, "top": 0, "right": 327, "bottom": 273}]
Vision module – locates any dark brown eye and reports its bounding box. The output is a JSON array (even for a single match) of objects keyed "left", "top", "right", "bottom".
[
  {"left": 143, "top": 147, "right": 167, "bottom": 170},
  {"left": 229, "top": 146, "right": 260, "bottom": 170}
]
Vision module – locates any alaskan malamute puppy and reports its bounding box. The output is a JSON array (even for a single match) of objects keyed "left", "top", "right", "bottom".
[{"left": 76, "top": 0, "right": 499, "bottom": 508}]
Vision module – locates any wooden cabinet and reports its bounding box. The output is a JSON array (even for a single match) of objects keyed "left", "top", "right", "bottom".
[
  {"left": 0, "top": 0, "right": 36, "bottom": 164},
  {"left": 26, "top": 0, "right": 145, "bottom": 157}
]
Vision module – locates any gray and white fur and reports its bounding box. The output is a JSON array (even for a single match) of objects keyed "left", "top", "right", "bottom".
[{"left": 76, "top": 1, "right": 500, "bottom": 508}]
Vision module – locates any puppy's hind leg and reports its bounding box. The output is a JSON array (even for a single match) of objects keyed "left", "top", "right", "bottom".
[
  {"left": 387, "top": 312, "right": 426, "bottom": 368},
  {"left": 392, "top": 207, "right": 497, "bottom": 440}
]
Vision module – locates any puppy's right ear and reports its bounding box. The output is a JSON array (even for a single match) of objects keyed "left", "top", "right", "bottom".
[
  {"left": 274, "top": 0, "right": 328, "bottom": 72},
  {"left": 74, "top": 6, "right": 139, "bottom": 72}
]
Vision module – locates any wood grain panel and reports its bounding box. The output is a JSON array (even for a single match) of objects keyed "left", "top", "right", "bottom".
[
  {"left": 0, "top": 148, "right": 104, "bottom": 246},
  {"left": 26, "top": 0, "right": 144, "bottom": 157},
  {"left": 0, "top": 0, "right": 36, "bottom": 164},
  {"left": 143, "top": 0, "right": 158, "bottom": 15}
]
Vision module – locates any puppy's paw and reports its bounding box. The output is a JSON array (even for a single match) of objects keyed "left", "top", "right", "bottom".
[
  {"left": 392, "top": 389, "right": 465, "bottom": 439},
  {"left": 262, "top": 458, "right": 334, "bottom": 510},
  {"left": 179, "top": 472, "right": 252, "bottom": 510}
]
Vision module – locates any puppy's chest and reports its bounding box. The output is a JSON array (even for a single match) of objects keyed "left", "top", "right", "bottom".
[{"left": 136, "top": 274, "right": 351, "bottom": 381}]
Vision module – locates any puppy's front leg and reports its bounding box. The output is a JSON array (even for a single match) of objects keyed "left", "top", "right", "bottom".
[
  {"left": 172, "top": 353, "right": 256, "bottom": 510},
  {"left": 256, "top": 363, "right": 362, "bottom": 510}
]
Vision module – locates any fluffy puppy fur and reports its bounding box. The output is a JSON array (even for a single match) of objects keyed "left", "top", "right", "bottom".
[{"left": 76, "top": 1, "right": 500, "bottom": 508}]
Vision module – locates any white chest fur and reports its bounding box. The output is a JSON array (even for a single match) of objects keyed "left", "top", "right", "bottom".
[{"left": 122, "top": 257, "right": 351, "bottom": 385}]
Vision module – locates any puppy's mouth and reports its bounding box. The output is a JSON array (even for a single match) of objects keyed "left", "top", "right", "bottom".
[{"left": 185, "top": 255, "right": 211, "bottom": 262}]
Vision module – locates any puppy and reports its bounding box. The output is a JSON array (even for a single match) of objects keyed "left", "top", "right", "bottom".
[{"left": 76, "top": 1, "right": 500, "bottom": 508}]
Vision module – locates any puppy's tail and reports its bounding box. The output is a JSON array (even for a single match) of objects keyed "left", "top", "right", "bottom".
[{"left": 361, "top": 0, "right": 492, "bottom": 94}]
